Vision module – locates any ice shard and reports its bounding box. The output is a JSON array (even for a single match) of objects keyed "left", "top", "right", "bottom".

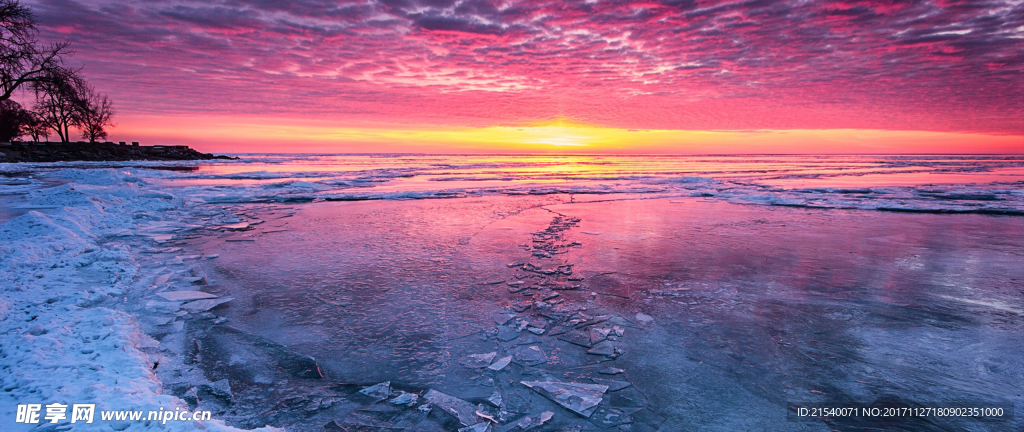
[{"left": 521, "top": 381, "right": 608, "bottom": 417}]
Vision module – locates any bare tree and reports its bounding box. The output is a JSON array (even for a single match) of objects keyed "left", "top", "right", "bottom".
[
  {"left": 0, "top": 97, "right": 29, "bottom": 141},
  {"left": 76, "top": 82, "right": 114, "bottom": 142},
  {"left": 23, "top": 108, "right": 47, "bottom": 141},
  {"left": 32, "top": 67, "right": 83, "bottom": 142},
  {"left": 1, "top": 0, "right": 71, "bottom": 102}
]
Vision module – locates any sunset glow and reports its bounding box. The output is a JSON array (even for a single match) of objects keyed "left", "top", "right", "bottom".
[
  {"left": 113, "top": 115, "right": 1023, "bottom": 154},
  {"left": 22, "top": 0, "right": 1024, "bottom": 153}
]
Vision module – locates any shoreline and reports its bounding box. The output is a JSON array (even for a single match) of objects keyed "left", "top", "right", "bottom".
[
  {"left": 0, "top": 167, "right": 278, "bottom": 431},
  {"left": 0, "top": 142, "right": 235, "bottom": 163}
]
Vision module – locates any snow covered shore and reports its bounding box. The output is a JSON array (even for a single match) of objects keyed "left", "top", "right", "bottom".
[{"left": 0, "top": 166, "right": 280, "bottom": 431}]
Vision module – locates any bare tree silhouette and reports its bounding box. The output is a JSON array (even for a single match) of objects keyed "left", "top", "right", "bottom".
[
  {"left": 76, "top": 81, "right": 115, "bottom": 142},
  {"left": 32, "top": 67, "right": 84, "bottom": 142},
  {"left": 1, "top": 0, "right": 71, "bottom": 102},
  {"left": 0, "top": 98, "right": 29, "bottom": 141}
]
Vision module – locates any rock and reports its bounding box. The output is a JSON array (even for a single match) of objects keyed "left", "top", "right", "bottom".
[
  {"left": 634, "top": 312, "right": 654, "bottom": 324},
  {"left": 521, "top": 381, "right": 608, "bottom": 417},
  {"left": 598, "top": 367, "right": 625, "bottom": 375},
  {"left": 156, "top": 291, "right": 218, "bottom": 302},
  {"left": 0, "top": 142, "right": 233, "bottom": 162},
  {"left": 359, "top": 381, "right": 391, "bottom": 402}
]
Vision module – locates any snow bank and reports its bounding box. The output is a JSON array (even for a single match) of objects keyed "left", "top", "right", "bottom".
[{"left": 0, "top": 167, "right": 281, "bottom": 432}]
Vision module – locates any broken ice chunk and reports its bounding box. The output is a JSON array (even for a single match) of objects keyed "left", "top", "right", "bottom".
[
  {"left": 557, "top": 330, "right": 593, "bottom": 348},
  {"left": 461, "top": 352, "right": 497, "bottom": 369},
  {"left": 199, "top": 379, "right": 233, "bottom": 403},
  {"left": 513, "top": 346, "right": 547, "bottom": 366},
  {"left": 358, "top": 381, "right": 391, "bottom": 402},
  {"left": 156, "top": 291, "right": 217, "bottom": 302},
  {"left": 512, "top": 410, "right": 554, "bottom": 431},
  {"left": 389, "top": 391, "right": 419, "bottom": 406},
  {"left": 521, "top": 381, "right": 608, "bottom": 417},
  {"left": 591, "top": 378, "right": 631, "bottom": 391},
  {"left": 497, "top": 326, "right": 520, "bottom": 342},
  {"left": 493, "top": 313, "right": 515, "bottom": 325},
  {"left": 153, "top": 273, "right": 172, "bottom": 286},
  {"left": 181, "top": 297, "right": 233, "bottom": 312},
  {"left": 589, "top": 327, "right": 611, "bottom": 344},
  {"left": 486, "top": 390, "right": 503, "bottom": 407},
  {"left": 423, "top": 390, "right": 480, "bottom": 426},
  {"left": 487, "top": 355, "right": 512, "bottom": 371},
  {"left": 458, "top": 423, "right": 491, "bottom": 432},
  {"left": 587, "top": 340, "right": 617, "bottom": 357}
]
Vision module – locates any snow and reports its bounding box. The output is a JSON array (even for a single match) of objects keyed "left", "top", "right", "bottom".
[{"left": 0, "top": 167, "right": 281, "bottom": 432}]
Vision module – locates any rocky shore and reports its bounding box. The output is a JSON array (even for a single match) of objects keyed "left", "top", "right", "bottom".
[{"left": 0, "top": 141, "right": 234, "bottom": 162}]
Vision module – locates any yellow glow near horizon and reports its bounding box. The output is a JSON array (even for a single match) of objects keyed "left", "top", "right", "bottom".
[{"left": 111, "top": 114, "right": 1024, "bottom": 154}]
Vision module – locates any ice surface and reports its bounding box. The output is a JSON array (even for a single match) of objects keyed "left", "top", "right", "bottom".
[{"left": 4, "top": 156, "right": 1023, "bottom": 432}]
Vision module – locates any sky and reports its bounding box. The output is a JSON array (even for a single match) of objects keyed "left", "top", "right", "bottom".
[{"left": 23, "top": 0, "right": 1024, "bottom": 153}]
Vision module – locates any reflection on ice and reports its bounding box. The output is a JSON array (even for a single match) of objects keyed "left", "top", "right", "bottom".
[
  {"left": 5, "top": 157, "right": 1022, "bottom": 431},
  {"left": 183, "top": 195, "right": 1022, "bottom": 431}
]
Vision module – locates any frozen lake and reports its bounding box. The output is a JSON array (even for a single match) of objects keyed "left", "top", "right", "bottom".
[
  {"left": 186, "top": 195, "right": 1023, "bottom": 431},
  {"left": 2, "top": 154, "right": 1021, "bottom": 431}
]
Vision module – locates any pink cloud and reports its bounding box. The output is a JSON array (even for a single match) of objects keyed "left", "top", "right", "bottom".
[{"left": 23, "top": 0, "right": 1024, "bottom": 135}]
